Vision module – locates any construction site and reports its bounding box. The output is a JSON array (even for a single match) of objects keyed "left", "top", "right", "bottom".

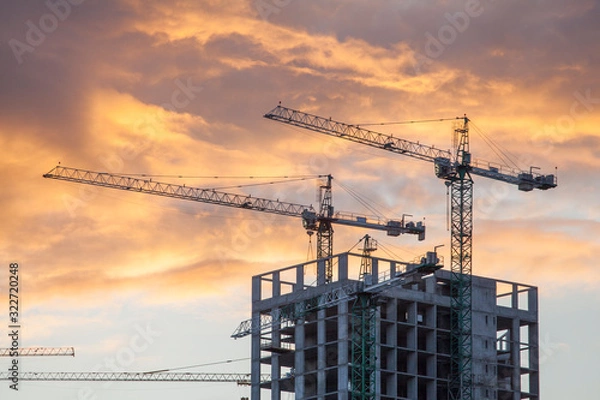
[
  {"left": 243, "top": 250, "right": 539, "bottom": 400},
  {"left": 7, "top": 1, "right": 600, "bottom": 398},
  {"left": 0, "top": 103, "right": 556, "bottom": 400}
]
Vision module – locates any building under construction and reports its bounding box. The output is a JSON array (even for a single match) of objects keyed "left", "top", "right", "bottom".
[{"left": 241, "top": 251, "right": 539, "bottom": 400}]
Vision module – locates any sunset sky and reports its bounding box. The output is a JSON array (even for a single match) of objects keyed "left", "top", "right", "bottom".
[{"left": 1, "top": 1, "right": 599, "bottom": 399}]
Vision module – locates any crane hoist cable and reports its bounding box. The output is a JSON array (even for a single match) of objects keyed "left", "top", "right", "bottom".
[
  {"left": 470, "top": 121, "right": 523, "bottom": 172},
  {"left": 351, "top": 117, "right": 461, "bottom": 126},
  {"left": 117, "top": 174, "right": 327, "bottom": 192},
  {"left": 376, "top": 238, "right": 422, "bottom": 262},
  {"left": 347, "top": 235, "right": 422, "bottom": 266},
  {"left": 143, "top": 357, "right": 251, "bottom": 374},
  {"left": 202, "top": 176, "right": 323, "bottom": 191},
  {"left": 375, "top": 241, "right": 405, "bottom": 261},
  {"left": 118, "top": 173, "right": 325, "bottom": 180},
  {"left": 354, "top": 115, "right": 524, "bottom": 173},
  {"left": 334, "top": 180, "right": 388, "bottom": 221},
  {"left": 306, "top": 231, "right": 314, "bottom": 261},
  {"left": 346, "top": 236, "right": 368, "bottom": 253}
]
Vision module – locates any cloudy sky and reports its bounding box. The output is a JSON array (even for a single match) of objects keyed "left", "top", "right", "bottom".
[{"left": 1, "top": 0, "right": 599, "bottom": 398}]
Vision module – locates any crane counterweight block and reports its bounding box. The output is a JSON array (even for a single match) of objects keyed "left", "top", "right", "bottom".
[
  {"left": 434, "top": 157, "right": 454, "bottom": 180},
  {"left": 386, "top": 220, "right": 425, "bottom": 240},
  {"left": 301, "top": 209, "right": 319, "bottom": 230},
  {"left": 516, "top": 172, "right": 557, "bottom": 191}
]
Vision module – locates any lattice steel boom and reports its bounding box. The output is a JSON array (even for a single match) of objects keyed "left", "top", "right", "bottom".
[
  {"left": 0, "top": 371, "right": 269, "bottom": 385},
  {"left": 0, "top": 347, "right": 75, "bottom": 357},
  {"left": 44, "top": 166, "right": 425, "bottom": 283}
]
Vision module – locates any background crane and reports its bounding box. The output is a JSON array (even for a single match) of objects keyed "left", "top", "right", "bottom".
[
  {"left": 0, "top": 347, "right": 75, "bottom": 357},
  {"left": 44, "top": 166, "right": 425, "bottom": 283},
  {"left": 263, "top": 104, "right": 557, "bottom": 400},
  {"left": 0, "top": 371, "right": 268, "bottom": 385}
]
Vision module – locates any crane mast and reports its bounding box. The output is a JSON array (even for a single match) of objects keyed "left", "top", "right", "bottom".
[
  {"left": 316, "top": 175, "right": 334, "bottom": 282},
  {"left": 448, "top": 117, "right": 475, "bottom": 400},
  {"left": 264, "top": 104, "right": 556, "bottom": 400},
  {"left": 44, "top": 166, "right": 425, "bottom": 283}
]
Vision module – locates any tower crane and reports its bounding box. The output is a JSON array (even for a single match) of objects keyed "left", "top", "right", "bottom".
[
  {"left": 263, "top": 104, "right": 557, "bottom": 400},
  {"left": 43, "top": 166, "right": 425, "bottom": 283},
  {"left": 0, "top": 347, "right": 75, "bottom": 357},
  {"left": 0, "top": 371, "right": 268, "bottom": 385}
]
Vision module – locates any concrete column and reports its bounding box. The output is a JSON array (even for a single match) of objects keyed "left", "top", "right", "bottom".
[
  {"left": 317, "top": 259, "right": 326, "bottom": 286},
  {"left": 317, "top": 309, "right": 326, "bottom": 397},
  {"left": 295, "top": 321, "right": 305, "bottom": 399},
  {"left": 529, "top": 287, "right": 538, "bottom": 315},
  {"left": 251, "top": 311, "right": 261, "bottom": 400},
  {"left": 529, "top": 321, "right": 540, "bottom": 396},
  {"left": 251, "top": 276, "right": 262, "bottom": 400},
  {"left": 295, "top": 263, "right": 304, "bottom": 292},
  {"left": 339, "top": 253, "right": 348, "bottom": 281},
  {"left": 385, "top": 299, "right": 397, "bottom": 396},
  {"left": 271, "top": 324, "right": 281, "bottom": 400},
  {"left": 338, "top": 301, "right": 349, "bottom": 400},
  {"left": 407, "top": 302, "right": 417, "bottom": 399},
  {"left": 252, "top": 275, "right": 261, "bottom": 302},
  {"left": 271, "top": 354, "right": 280, "bottom": 400},
  {"left": 426, "top": 275, "right": 436, "bottom": 293},
  {"left": 511, "top": 318, "right": 521, "bottom": 399},
  {"left": 372, "top": 258, "right": 379, "bottom": 284},
  {"left": 273, "top": 271, "right": 280, "bottom": 298}
]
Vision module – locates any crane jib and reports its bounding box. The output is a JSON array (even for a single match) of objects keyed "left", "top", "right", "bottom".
[
  {"left": 0, "top": 371, "right": 271, "bottom": 383},
  {"left": 43, "top": 166, "right": 310, "bottom": 218},
  {"left": 264, "top": 105, "right": 452, "bottom": 163},
  {"left": 43, "top": 166, "right": 425, "bottom": 238}
]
